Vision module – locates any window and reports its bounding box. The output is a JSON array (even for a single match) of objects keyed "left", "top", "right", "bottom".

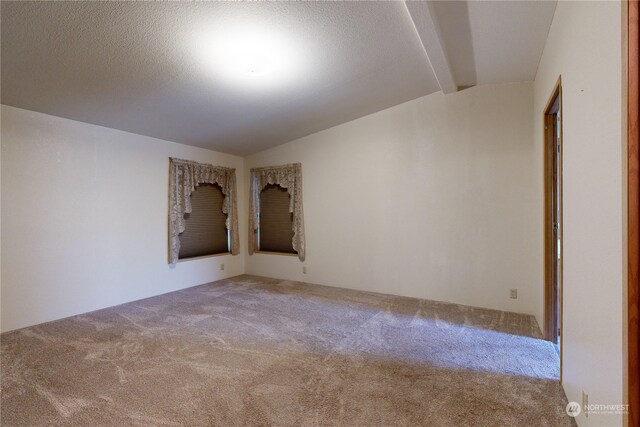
[
  {"left": 257, "top": 184, "right": 296, "bottom": 254},
  {"left": 248, "top": 163, "right": 305, "bottom": 261},
  {"left": 178, "top": 183, "right": 229, "bottom": 259},
  {"left": 168, "top": 157, "right": 239, "bottom": 264}
]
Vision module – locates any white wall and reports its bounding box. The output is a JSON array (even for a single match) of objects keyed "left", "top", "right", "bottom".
[
  {"left": 533, "top": 2, "right": 624, "bottom": 426},
  {"left": 245, "top": 83, "right": 540, "bottom": 316},
  {"left": 0, "top": 105, "right": 246, "bottom": 332}
]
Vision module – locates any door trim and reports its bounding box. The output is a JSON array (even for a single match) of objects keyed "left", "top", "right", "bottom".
[
  {"left": 628, "top": 0, "right": 639, "bottom": 425},
  {"left": 544, "top": 76, "right": 563, "bottom": 382}
]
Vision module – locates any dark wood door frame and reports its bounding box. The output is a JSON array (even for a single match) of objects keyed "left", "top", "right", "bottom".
[
  {"left": 544, "top": 77, "right": 563, "bottom": 382},
  {"left": 628, "top": 1, "right": 639, "bottom": 426}
]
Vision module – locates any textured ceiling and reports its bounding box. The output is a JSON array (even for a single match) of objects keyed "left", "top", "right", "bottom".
[{"left": 1, "top": 1, "right": 556, "bottom": 155}]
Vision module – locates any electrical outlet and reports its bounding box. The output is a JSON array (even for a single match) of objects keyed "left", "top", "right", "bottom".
[
  {"left": 510, "top": 288, "right": 518, "bottom": 299},
  {"left": 302, "top": 266, "right": 307, "bottom": 274},
  {"left": 220, "top": 263, "right": 225, "bottom": 271},
  {"left": 582, "top": 391, "right": 589, "bottom": 417}
]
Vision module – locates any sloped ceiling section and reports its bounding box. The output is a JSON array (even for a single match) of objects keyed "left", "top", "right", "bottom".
[
  {"left": 422, "top": 0, "right": 558, "bottom": 89},
  {"left": 1, "top": 1, "right": 556, "bottom": 155}
]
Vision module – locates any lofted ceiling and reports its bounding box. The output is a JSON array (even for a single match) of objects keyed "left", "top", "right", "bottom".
[
  {"left": 428, "top": 0, "right": 558, "bottom": 87},
  {"left": 1, "top": 1, "right": 556, "bottom": 156}
]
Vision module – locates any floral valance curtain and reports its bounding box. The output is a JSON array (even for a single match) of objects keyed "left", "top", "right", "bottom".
[
  {"left": 168, "top": 158, "right": 239, "bottom": 264},
  {"left": 249, "top": 163, "right": 305, "bottom": 261}
]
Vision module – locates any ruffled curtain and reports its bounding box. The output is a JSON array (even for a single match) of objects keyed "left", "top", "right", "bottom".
[
  {"left": 249, "top": 163, "right": 305, "bottom": 261},
  {"left": 168, "top": 158, "right": 239, "bottom": 264}
]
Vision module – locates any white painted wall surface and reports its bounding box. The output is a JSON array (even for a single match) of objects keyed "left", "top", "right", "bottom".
[
  {"left": 533, "top": 2, "right": 624, "bottom": 426},
  {"left": 0, "top": 105, "right": 246, "bottom": 332},
  {"left": 245, "top": 83, "right": 540, "bottom": 317}
]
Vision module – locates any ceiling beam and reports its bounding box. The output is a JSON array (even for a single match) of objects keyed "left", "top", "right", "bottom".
[{"left": 404, "top": 1, "right": 457, "bottom": 94}]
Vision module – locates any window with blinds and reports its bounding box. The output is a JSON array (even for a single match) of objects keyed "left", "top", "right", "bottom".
[
  {"left": 178, "top": 183, "right": 229, "bottom": 259},
  {"left": 258, "top": 184, "right": 296, "bottom": 254}
]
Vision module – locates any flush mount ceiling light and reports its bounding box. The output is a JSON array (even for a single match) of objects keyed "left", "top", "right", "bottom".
[
  {"left": 235, "top": 51, "right": 272, "bottom": 76},
  {"left": 193, "top": 25, "right": 303, "bottom": 89}
]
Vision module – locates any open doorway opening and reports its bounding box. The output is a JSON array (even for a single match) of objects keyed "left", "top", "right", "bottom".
[{"left": 544, "top": 77, "right": 563, "bottom": 375}]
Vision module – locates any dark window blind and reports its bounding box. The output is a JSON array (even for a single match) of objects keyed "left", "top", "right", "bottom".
[
  {"left": 259, "top": 184, "right": 296, "bottom": 253},
  {"left": 179, "top": 183, "right": 229, "bottom": 259}
]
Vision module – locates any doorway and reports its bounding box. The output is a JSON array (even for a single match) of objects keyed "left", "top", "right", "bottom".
[{"left": 544, "top": 78, "right": 563, "bottom": 369}]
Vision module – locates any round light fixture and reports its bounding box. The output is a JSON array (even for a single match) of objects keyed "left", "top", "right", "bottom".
[
  {"left": 193, "top": 25, "right": 303, "bottom": 90},
  {"left": 233, "top": 51, "right": 272, "bottom": 76}
]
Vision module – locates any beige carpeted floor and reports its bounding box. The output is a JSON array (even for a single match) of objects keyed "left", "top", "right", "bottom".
[{"left": 1, "top": 275, "right": 575, "bottom": 426}]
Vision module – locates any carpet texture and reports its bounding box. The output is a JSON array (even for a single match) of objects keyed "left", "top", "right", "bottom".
[{"left": 1, "top": 275, "right": 575, "bottom": 426}]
